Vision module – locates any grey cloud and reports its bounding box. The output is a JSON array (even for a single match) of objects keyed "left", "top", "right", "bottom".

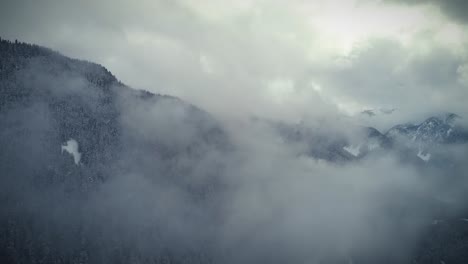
[
  {"left": 3, "top": 37, "right": 468, "bottom": 263},
  {"left": 313, "top": 37, "right": 468, "bottom": 129},
  {"left": 387, "top": 0, "right": 468, "bottom": 24},
  {"left": 3, "top": 0, "right": 467, "bottom": 125},
  {"left": 0, "top": 0, "right": 336, "bottom": 122}
]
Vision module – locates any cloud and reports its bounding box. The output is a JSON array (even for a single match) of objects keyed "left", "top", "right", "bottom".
[
  {"left": 321, "top": 37, "right": 466, "bottom": 108},
  {"left": 387, "top": 0, "right": 468, "bottom": 24},
  {"left": 1, "top": 0, "right": 467, "bottom": 126},
  {"left": 2, "top": 33, "right": 468, "bottom": 263}
]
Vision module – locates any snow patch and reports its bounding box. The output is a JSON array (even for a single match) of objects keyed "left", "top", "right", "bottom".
[
  {"left": 61, "top": 139, "right": 81, "bottom": 165},
  {"left": 343, "top": 145, "right": 361, "bottom": 157},
  {"left": 367, "top": 142, "right": 380, "bottom": 151},
  {"left": 417, "top": 150, "right": 431, "bottom": 162}
]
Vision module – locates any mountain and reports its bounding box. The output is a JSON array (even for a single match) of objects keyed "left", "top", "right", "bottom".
[
  {"left": 273, "top": 113, "right": 468, "bottom": 164},
  {"left": 0, "top": 38, "right": 229, "bottom": 263},
  {"left": 386, "top": 113, "right": 468, "bottom": 145},
  {"left": 274, "top": 120, "right": 356, "bottom": 162},
  {"left": 384, "top": 114, "right": 468, "bottom": 164}
]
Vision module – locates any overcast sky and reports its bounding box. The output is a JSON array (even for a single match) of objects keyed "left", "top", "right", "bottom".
[{"left": 1, "top": 0, "right": 468, "bottom": 127}]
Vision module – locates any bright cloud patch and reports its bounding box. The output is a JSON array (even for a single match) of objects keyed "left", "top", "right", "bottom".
[
  {"left": 199, "top": 54, "right": 215, "bottom": 74},
  {"left": 266, "top": 78, "right": 295, "bottom": 104}
]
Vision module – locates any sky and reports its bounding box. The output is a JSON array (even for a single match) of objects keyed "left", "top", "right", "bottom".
[{"left": 1, "top": 0, "right": 468, "bottom": 128}]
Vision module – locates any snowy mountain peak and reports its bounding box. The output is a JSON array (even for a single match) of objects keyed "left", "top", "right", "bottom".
[{"left": 386, "top": 113, "right": 467, "bottom": 145}]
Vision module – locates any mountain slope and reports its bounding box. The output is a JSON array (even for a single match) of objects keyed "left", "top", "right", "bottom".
[{"left": 0, "top": 38, "right": 229, "bottom": 263}]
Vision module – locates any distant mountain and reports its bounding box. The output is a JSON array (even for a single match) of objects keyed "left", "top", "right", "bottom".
[
  {"left": 386, "top": 113, "right": 468, "bottom": 145},
  {"left": 274, "top": 120, "right": 356, "bottom": 162},
  {"left": 383, "top": 113, "right": 468, "bottom": 164},
  {"left": 272, "top": 113, "right": 468, "bottom": 164}
]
